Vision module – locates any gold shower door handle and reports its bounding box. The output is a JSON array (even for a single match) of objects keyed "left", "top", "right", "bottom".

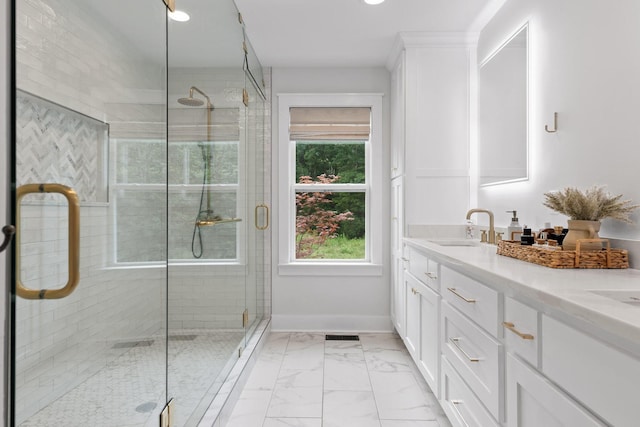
[
  {"left": 16, "top": 184, "right": 80, "bottom": 300},
  {"left": 255, "top": 204, "right": 270, "bottom": 230}
]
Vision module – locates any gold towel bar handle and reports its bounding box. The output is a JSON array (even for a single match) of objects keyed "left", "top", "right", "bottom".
[{"left": 16, "top": 183, "right": 80, "bottom": 300}]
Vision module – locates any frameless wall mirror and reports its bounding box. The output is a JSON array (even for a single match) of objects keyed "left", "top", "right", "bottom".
[{"left": 479, "top": 23, "right": 528, "bottom": 186}]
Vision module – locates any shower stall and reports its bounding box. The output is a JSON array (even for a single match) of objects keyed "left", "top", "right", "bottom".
[{"left": 8, "top": 0, "right": 270, "bottom": 426}]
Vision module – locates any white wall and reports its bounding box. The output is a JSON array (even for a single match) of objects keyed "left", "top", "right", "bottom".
[
  {"left": 270, "top": 67, "right": 392, "bottom": 332},
  {"left": 477, "top": 0, "right": 640, "bottom": 261}
]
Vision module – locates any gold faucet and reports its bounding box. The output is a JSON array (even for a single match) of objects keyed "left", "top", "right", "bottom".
[{"left": 466, "top": 209, "right": 495, "bottom": 244}]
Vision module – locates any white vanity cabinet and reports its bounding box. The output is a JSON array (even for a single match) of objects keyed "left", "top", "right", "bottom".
[
  {"left": 401, "top": 238, "right": 640, "bottom": 427},
  {"left": 542, "top": 315, "right": 640, "bottom": 427},
  {"left": 440, "top": 266, "right": 503, "bottom": 424},
  {"left": 402, "top": 245, "right": 441, "bottom": 397},
  {"left": 503, "top": 297, "right": 538, "bottom": 367},
  {"left": 502, "top": 298, "right": 606, "bottom": 427},
  {"left": 506, "top": 353, "right": 605, "bottom": 427},
  {"left": 390, "top": 177, "right": 405, "bottom": 336}
]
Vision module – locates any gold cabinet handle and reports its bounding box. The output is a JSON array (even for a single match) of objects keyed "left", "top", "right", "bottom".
[
  {"left": 425, "top": 272, "right": 437, "bottom": 280},
  {"left": 254, "top": 204, "right": 269, "bottom": 230},
  {"left": 503, "top": 322, "right": 534, "bottom": 340},
  {"left": 16, "top": 184, "right": 80, "bottom": 300},
  {"left": 411, "top": 287, "right": 420, "bottom": 295},
  {"left": 450, "top": 338, "right": 480, "bottom": 362},
  {"left": 447, "top": 287, "right": 476, "bottom": 303},
  {"left": 401, "top": 257, "right": 409, "bottom": 262}
]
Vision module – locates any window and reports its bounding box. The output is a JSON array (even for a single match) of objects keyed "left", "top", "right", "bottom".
[
  {"left": 278, "top": 94, "right": 383, "bottom": 275},
  {"left": 113, "top": 108, "right": 243, "bottom": 263}
]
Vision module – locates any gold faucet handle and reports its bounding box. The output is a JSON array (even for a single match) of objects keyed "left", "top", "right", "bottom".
[
  {"left": 496, "top": 232, "right": 503, "bottom": 242},
  {"left": 480, "top": 230, "right": 488, "bottom": 243}
]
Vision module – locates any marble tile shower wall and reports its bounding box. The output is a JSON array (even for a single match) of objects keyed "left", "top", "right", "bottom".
[
  {"left": 16, "top": 0, "right": 165, "bottom": 120},
  {"left": 15, "top": 0, "right": 166, "bottom": 422}
]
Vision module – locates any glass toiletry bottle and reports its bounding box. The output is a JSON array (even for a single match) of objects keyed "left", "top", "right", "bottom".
[
  {"left": 506, "top": 210, "right": 522, "bottom": 241},
  {"left": 520, "top": 226, "right": 534, "bottom": 245}
]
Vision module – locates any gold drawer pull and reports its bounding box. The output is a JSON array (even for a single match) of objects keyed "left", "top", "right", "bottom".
[
  {"left": 450, "top": 338, "right": 480, "bottom": 362},
  {"left": 401, "top": 257, "right": 409, "bottom": 262},
  {"left": 425, "top": 272, "right": 437, "bottom": 280},
  {"left": 503, "top": 322, "right": 534, "bottom": 340},
  {"left": 411, "top": 287, "right": 420, "bottom": 295},
  {"left": 447, "top": 287, "right": 476, "bottom": 303}
]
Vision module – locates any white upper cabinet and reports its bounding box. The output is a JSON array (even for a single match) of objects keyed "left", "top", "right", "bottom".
[{"left": 387, "top": 33, "right": 473, "bottom": 225}]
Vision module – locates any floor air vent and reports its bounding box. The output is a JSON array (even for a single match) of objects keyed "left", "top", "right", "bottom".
[{"left": 325, "top": 334, "right": 360, "bottom": 341}]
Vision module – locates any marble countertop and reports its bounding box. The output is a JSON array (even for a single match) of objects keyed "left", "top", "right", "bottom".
[{"left": 404, "top": 237, "right": 640, "bottom": 352}]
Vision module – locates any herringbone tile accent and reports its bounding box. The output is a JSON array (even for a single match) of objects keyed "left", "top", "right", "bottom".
[{"left": 16, "top": 91, "right": 108, "bottom": 202}]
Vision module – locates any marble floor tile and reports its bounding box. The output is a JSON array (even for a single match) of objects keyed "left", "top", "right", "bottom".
[
  {"left": 262, "top": 333, "right": 291, "bottom": 355},
  {"left": 276, "top": 368, "right": 323, "bottom": 388},
  {"left": 266, "top": 385, "right": 323, "bottom": 418},
  {"left": 359, "top": 333, "right": 405, "bottom": 351},
  {"left": 243, "top": 357, "right": 283, "bottom": 391},
  {"left": 263, "top": 418, "right": 322, "bottom": 427},
  {"left": 280, "top": 349, "right": 324, "bottom": 371},
  {"left": 323, "top": 390, "right": 381, "bottom": 427},
  {"left": 369, "top": 371, "right": 436, "bottom": 420},
  {"left": 324, "top": 352, "right": 371, "bottom": 391},
  {"left": 364, "top": 348, "right": 414, "bottom": 373},
  {"left": 225, "top": 390, "right": 272, "bottom": 427},
  {"left": 228, "top": 332, "right": 452, "bottom": 427},
  {"left": 380, "top": 421, "right": 441, "bottom": 427},
  {"left": 324, "top": 339, "right": 363, "bottom": 354}
]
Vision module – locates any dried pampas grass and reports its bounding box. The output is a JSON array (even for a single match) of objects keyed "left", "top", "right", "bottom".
[{"left": 543, "top": 186, "right": 638, "bottom": 223}]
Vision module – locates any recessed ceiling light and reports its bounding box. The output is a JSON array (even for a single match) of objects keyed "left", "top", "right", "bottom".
[
  {"left": 364, "top": 0, "right": 385, "bottom": 4},
  {"left": 168, "top": 10, "right": 190, "bottom": 22}
]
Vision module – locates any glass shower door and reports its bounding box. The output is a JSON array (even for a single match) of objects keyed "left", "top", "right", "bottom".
[{"left": 12, "top": 0, "right": 169, "bottom": 425}]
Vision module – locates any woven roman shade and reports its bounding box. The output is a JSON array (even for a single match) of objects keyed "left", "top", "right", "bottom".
[{"left": 289, "top": 107, "right": 371, "bottom": 140}]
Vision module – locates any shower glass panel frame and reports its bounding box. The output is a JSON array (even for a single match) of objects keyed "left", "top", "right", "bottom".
[
  {"left": 10, "top": 0, "right": 270, "bottom": 425},
  {"left": 11, "top": 0, "right": 169, "bottom": 425}
]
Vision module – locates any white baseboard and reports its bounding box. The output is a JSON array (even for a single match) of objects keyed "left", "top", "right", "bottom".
[{"left": 271, "top": 314, "right": 393, "bottom": 333}]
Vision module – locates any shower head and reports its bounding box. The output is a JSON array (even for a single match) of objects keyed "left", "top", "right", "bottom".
[
  {"left": 177, "top": 96, "right": 204, "bottom": 107},
  {"left": 177, "top": 86, "right": 213, "bottom": 109}
]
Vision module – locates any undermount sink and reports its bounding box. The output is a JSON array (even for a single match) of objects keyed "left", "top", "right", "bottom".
[
  {"left": 589, "top": 290, "right": 640, "bottom": 307},
  {"left": 428, "top": 239, "right": 480, "bottom": 247}
]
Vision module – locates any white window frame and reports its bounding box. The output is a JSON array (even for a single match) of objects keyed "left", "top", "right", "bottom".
[
  {"left": 111, "top": 138, "right": 246, "bottom": 266},
  {"left": 278, "top": 93, "right": 383, "bottom": 276}
]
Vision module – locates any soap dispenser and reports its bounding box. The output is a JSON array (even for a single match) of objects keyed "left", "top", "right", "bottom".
[{"left": 506, "top": 210, "right": 523, "bottom": 241}]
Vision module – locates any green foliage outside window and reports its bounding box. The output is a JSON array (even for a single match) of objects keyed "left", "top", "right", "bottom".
[{"left": 296, "top": 141, "right": 366, "bottom": 239}]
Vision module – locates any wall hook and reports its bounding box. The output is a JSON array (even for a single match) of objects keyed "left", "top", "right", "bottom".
[{"left": 545, "top": 112, "right": 558, "bottom": 133}]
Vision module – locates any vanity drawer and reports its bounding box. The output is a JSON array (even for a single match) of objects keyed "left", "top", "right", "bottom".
[
  {"left": 406, "top": 246, "right": 439, "bottom": 292},
  {"left": 441, "top": 355, "right": 499, "bottom": 427},
  {"left": 542, "top": 315, "right": 640, "bottom": 427},
  {"left": 503, "top": 297, "right": 539, "bottom": 367},
  {"left": 442, "top": 302, "right": 502, "bottom": 420},
  {"left": 441, "top": 266, "right": 499, "bottom": 337}
]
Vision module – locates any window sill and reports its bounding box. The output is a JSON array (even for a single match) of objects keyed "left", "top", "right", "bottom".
[{"left": 278, "top": 262, "right": 383, "bottom": 277}]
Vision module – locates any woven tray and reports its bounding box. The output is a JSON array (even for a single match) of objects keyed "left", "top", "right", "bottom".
[{"left": 497, "top": 239, "right": 629, "bottom": 269}]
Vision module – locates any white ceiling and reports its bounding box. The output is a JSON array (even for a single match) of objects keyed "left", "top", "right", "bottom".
[
  {"left": 84, "top": 0, "right": 504, "bottom": 69},
  {"left": 233, "top": 0, "right": 502, "bottom": 68}
]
